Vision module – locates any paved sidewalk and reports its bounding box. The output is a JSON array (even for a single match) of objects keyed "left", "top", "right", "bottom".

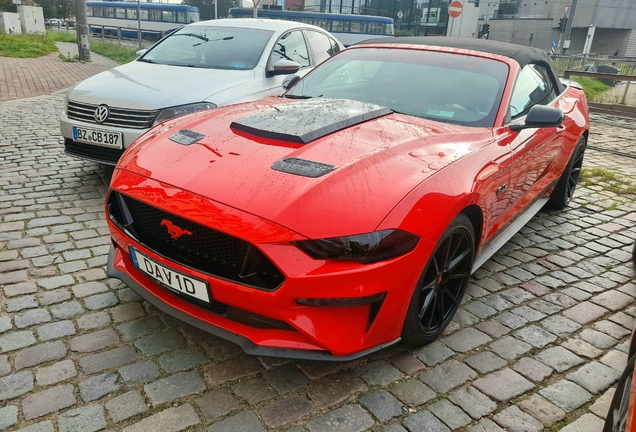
[{"left": 0, "top": 42, "right": 118, "bottom": 103}]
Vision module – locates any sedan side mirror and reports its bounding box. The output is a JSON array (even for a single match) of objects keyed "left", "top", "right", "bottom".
[
  {"left": 510, "top": 105, "right": 564, "bottom": 131},
  {"left": 282, "top": 75, "right": 301, "bottom": 90},
  {"left": 271, "top": 59, "right": 301, "bottom": 76},
  {"left": 136, "top": 49, "right": 148, "bottom": 58}
]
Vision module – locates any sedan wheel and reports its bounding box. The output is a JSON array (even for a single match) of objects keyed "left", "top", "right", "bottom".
[
  {"left": 402, "top": 213, "right": 475, "bottom": 346},
  {"left": 547, "top": 136, "right": 586, "bottom": 209}
]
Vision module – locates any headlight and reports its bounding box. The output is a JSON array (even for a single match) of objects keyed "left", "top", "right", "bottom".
[
  {"left": 294, "top": 230, "right": 419, "bottom": 264},
  {"left": 153, "top": 102, "right": 216, "bottom": 126}
]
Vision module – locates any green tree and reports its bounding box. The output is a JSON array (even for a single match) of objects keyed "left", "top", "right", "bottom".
[
  {"left": 182, "top": 0, "right": 235, "bottom": 21},
  {"left": 0, "top": 0, "right": 17, "bottom": 13}
]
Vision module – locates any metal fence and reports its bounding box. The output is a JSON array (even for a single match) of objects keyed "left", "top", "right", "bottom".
[{"left": 551, "top": 55, "right": 636, "bottom": 77}]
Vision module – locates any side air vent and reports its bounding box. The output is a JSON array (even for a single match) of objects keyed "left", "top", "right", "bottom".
[
  {"left": 169, "top": 129, "right": 206, "bottom": 145},
  {"left": 271, "top": 158, "right": 336, "bottom": 178}
]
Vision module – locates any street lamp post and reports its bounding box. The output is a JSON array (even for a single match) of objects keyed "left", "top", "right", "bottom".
[{"left": 137, "top": 0, "right": 141, "bottom": 49}]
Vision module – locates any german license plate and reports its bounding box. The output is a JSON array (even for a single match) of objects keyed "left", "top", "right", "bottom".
[
  {"left": 72, "top": 126, "right": 123, "bottom": 149},
  {"left": 129, "top": 247, "right": 210, "bottom": 303}
]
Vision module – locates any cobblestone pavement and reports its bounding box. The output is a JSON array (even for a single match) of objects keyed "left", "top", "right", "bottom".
[
  {"left": 0, "top": 46, "right": 117, "bottom": 103},
  {"left": 0, "top": 94, "right": 635, "bottom": 432}
]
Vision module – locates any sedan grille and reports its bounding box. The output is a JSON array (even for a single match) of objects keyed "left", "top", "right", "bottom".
[
  {"left": 108, "top": 192, "right": 285, "bottom": 291},
  {"left": 68, "top": 101, "right": 158, "bottom": 129}
]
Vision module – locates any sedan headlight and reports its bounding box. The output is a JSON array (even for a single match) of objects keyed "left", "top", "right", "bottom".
[
  {"left": 153, "top": 102, "right": 216, "bottom": 126},
  {"left": 294, "top": 230, "right": 420, "bottom": 264}
]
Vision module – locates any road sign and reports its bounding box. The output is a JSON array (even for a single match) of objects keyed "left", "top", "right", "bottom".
[
  {"left": 448, "top": 1, "right": 463, "bottom": 18},
  {"left": 552, "top": 40, "right": 557, "bottom": 47},
  {"left": 564, "top": 4, "right": 571, "bottom": 16},
  {"left": 397, "top": 10, "right": 403, "bottom": 19}
]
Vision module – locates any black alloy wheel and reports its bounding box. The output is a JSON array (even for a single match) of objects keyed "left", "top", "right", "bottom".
[
  {"left": 402, "top": 213, "right": 475, "bottom": 345},
  {"left": 603, "top": 354, "right": 635, "bottom": 432},
  {"left": 547, "top": 136, "right": 587, "bottom": 209}
]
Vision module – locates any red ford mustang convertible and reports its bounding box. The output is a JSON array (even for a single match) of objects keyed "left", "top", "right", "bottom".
[{"left": 106, "top": 37, "right": 590, "bottom": 360}]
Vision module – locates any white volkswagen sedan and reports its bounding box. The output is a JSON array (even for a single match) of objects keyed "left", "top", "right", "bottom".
[{"left": 60, "top": 19, "right": 343, "bottom": 165}]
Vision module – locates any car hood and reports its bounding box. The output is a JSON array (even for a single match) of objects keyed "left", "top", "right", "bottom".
[
  {"left": 118, "top": 97, "right": 493, "bottom": 238},
  {"left": 68, "top": 61, "right": 255, "bottom": 110}
]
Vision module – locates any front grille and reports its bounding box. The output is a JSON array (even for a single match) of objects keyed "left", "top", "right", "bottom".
[
  {"left": 68, "top": 101, "right": 158, "bottom": 129},
  {"left": 108, "top": 191, "right": 285, "bottom": 291},
  {"left": 65, "top": 139, "right": 124, "bottom": 165}
]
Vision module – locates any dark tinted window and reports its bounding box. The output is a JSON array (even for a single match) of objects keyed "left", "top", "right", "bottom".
[
  {"left": 286, "top": 48, "right": 509, "bottom": 127},
  {"left": 509, "top": 64, "right": 557, "bottom": 119},
  {"left": 305, "top": 30, "right": 340, "bottom": 65}
]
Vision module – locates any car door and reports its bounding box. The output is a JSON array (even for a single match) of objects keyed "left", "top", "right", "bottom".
[
  {"left": 266, "top": 30, "right": 312, "bottom": 95},
  {"left": 500, "top": 63, "right": 563, "bottom": 215}
]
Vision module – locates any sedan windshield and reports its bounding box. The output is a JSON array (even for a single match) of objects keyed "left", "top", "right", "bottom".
[
  {"left": 286, "top": 48, "right": 509, "bottom": 127},
  {"left": 140, "top": 26, "right": 274, "bottom": 70}
]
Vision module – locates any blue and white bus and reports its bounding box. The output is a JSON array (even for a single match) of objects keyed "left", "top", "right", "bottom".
[
  {"left": 227, "top": 8, "right": 394, "bottom": 46},
  {"left": 86, "top": 2, "right": 200, "bottom": 40}
]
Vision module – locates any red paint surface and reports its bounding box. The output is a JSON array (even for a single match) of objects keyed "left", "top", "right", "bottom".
[{"left": 107, "top": 45, "right": 590, "bottom": 357}]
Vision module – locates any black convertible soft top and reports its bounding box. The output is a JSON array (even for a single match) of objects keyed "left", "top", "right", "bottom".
[{"left": 357, "top": 36, "right": 565, "bottom": 93}]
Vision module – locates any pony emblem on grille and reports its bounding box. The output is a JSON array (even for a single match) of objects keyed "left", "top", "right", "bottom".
[{"left": 161, "top": 219, "right": 192, "bottom": 240}]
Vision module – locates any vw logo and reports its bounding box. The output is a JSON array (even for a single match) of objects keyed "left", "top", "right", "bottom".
[{"left": 94, "top": 105, "right": 110, "bottom": 123}]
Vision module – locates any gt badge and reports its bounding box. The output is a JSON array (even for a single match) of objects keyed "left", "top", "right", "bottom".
[{"left": 161, "top": 219, "right": 192, "bottom": 240}]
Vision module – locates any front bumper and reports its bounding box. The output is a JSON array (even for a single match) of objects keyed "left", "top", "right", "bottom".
[
  {"left": 107, "top": 246, "right": 400, "bottom": 361},
  {"left": 60, "top": 111, "right": 148, "bottom": 165},
  {"left": 106, "top": 171, "right": 434, "bottom": 359}
]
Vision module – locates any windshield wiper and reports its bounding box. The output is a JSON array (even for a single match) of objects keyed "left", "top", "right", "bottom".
[
  {"left": 284, "top": 95, "right": 313, "bottom": 99},
  {"left": 137, "top": 58, "right": 157, "bottom": 64},
  {"left": 173, "top": 33, "right": 209, "bottom": 42},
  {"left": 193, "top": 36, "right": 234, "bottom": 47}
]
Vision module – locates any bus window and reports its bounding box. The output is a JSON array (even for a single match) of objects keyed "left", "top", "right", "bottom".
[
  {"left": 178, "top": 11, "right": 187, "bottom": 23},
  {"left": 87, "top": 6, "right": 93, "bottom": 17},
  {"left": 115, "top": 7, "right": 126, "bottom": 19},
  {"left": 163, "top": 10, "right": 176, "bottom": 22},
  {"left": 350, "top": 21, "right": 366, "bottom": 33},
  {"left": 368, "top": 22, "right": 384, "bottom": 34},
  {"left": 331, "top": 20, "right": 348, "bottom": 32},
  {"left": 386, "top": 23, "right": 394, "bottom": 35},
  {"left": 149, "top": 9, "right": 162, "bottom": 21},
  {"left": 187, "top": 11, "right": 198, "bottom": 22},
  {"left": 140, "top": 9, "right": 149, "bottom": 20},
  {"left": 313, "top": 19, "right": 329, "bottom": 30},
  {"left": 127, "top": 8, "right": 137, "bottom": 19},
  {"left": 105, "top": 7, "right": 115, "bottom": 18}
]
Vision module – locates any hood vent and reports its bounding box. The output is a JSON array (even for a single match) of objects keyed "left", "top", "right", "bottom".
[
  {"left": 169, "top": 129, "right": 206, "bottom": 145},
  {"left": 230, "top": 98, "right": 392, "bottom": 144},
  {"left": 271, "top": 158, "right": 336, "bottom": 178}
]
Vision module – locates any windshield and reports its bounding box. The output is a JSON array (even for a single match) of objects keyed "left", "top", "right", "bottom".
[
  {"left": 140, "top": 26, "right": 274, "bottom": 70},
  {"left": 286, "top": 48, "right": 509, "bottom": 127}
]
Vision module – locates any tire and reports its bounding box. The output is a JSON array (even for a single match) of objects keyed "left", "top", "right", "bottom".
[
  {"left": 632, "top": 241, "right": 636, "bottom": 264},
  {"left": 547, "top": 136, "right": 587, "bottom": 210},
  {"left": 401, "top": 213, "right": 475, "bottom": 346},
  {"left": 603, "top": 354, "right": 636, "bottom": 432}
]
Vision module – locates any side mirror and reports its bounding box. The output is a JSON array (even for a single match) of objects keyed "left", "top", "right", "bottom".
[
  {"left": 510, "top": 105, "right": 564, "bottom": 131},
  {"left": 136, "top": 49, "right": 148, "bottom": 58},
  {"left": 282, "top": 75, "right": 301, "bottom": 90},
  {"left": 272, "top": 59, "right": 301, "bottom": 75}
]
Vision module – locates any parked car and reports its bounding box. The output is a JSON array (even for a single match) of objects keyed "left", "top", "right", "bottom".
[
  {"left": 604, "top": 241, "right": 636, "bottom": 432},
  {"left": 106, "top": 37, "right": 590, "bottom": 360},
  {"left": 60, "top": 19, "right": 343, "bottom": 165}
]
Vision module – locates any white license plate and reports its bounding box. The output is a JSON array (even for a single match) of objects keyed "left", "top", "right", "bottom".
[
  {"left": 72, "top": 126, "right": 123, "bottom": 149},
  {"left": 129, "top": 247, "right": 210, "bottom": 303}
]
